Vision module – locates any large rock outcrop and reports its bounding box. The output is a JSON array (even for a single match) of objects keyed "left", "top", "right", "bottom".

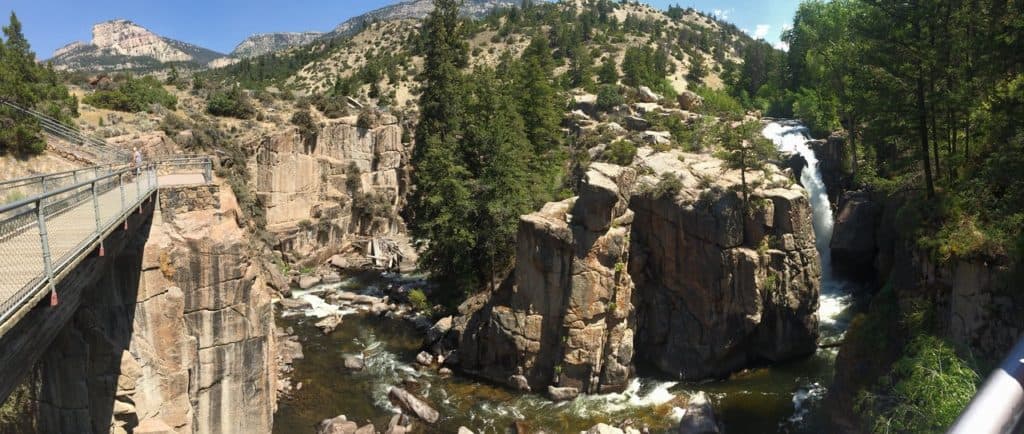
[
  {"left": 456, "top": 163, "right": 638, "bottom": 393},
  {"left": 453, "top": 147, "right": 821, "bottom": 391},
  {"left": 253, "top": 115, "right": 410, "bottom": 262},
  {"left": 629, "top": 150, "right": 820, "bottom": 379},
  {"left": 36, "top": 184, "right": 278, "bottom": 434}
]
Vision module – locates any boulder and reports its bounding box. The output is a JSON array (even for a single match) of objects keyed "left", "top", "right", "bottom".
[
  {"left": 634, "top": 102, "right": 662, "bottom": 114},
  {"left": 343, "top": 355, "right": 365, "bottom": 371},
  {"left": 547, "top": 385, "right": 580, "bottom": 401},
  {"left": 279, "top": 297, "right": 311, "bottom": 310},
  {"left": 509, "top": 374, "right": 531, "bottom": 391},
  {"left": 574, "top": 93, "right": 599, "bottom": 117},
  {"left": 299, "top": 275, "right": 322, "bottom": 289},
  {"left": 328, "top": 255, "right": 349, "bottom": 269},
  {"left": 678, "top": 91, "right": 704, "bottom": 111},
  {"left": 315, "top": 315, "right": 343, "bottom": 334},
  {"left": 322, "top": 272, "right": 342, "bottom": 284},
  {"left": 317, "top": 415, "right": 358, "bottom": 434},
  {"left": 830, "top": 191, "right": 881, "bottom": 279},
  {"left": 587, "top": 423, "right": 625, "bottom": 434},
  {"left": 605, "top": 122, "right": 627, "bottom": 135},
  {"left": 643, "top": 131, "right": 672, "bottom": 146},
  {"left": 458, "top": 427, "right": 475, "bottom": 434},
  {"left": 415, "top": 351, "right": 433, "bottom": 366},
  {"left": 388, "top": 387, "right": 439, "bottom": 424},
  {"left": 426, "top": 316, "right": 453, "bottom": 347},
  {"left": 638, "top": 86, "right": 663, "bottom": 102},
  {"left": 677, "top": 392, "right": 720, "bottom": 433},
  {"left": 624, "top": 116, "right": 651, "bottom": 131}
]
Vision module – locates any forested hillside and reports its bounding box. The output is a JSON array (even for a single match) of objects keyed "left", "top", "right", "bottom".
[{"left": 722, "top": 1, "right": 1024, "bottom": 432}]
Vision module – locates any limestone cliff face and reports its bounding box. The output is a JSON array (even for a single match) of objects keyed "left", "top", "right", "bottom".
[
  {"left": 90, "top": 20, "right": 191, "bottom": 62},
  {"left": 453, "top": 148, "right": 821, "bottom": 392},
  {"left": 457, "top": 164, "right": 638, "bottom": 394},
  {"left": 49, "top": 20, "right": 224, "bottom": 71},
  {"left": 253, "top": 115, "right": 410, "bottom": 262}
]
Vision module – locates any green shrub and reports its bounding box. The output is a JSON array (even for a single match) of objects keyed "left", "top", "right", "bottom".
[
  {"left": 596, "top": 85, "right": 624, "bottom": 112},
  {"left": 313, "top": 94, "right": 349, "bottom": 118},
  {"left": 856, "top": 334, "right": 979, "bottom": 434},
  {"left": 206, "top": 87, "right": 256, "bottom": 119},
  {"left": 605, "top": 140, "right": 636, "bottom": 166},
  {"left": 408, "top": 288, "right": 429, "bottom": 311},
  {"left": 652, "top": 173, "right": 684, "bottom": 199},
  {"left": 84, "top": 75, "right": 177, "bottom": 112},
  {"left": 159, "top": 112, "right": 191, "bottom": 137},
  {"left": 290, "top": 110, "right": 318, "bottom": 144},
  {"left": 693, "top": 85, "right": 744, "bottom": 119}
]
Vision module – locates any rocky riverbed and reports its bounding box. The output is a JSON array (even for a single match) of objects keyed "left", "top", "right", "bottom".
[{"left": 272, "top": 271, "right": 839, "bottom": 433}]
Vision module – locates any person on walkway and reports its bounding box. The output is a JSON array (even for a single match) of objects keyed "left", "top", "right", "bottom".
[{"left": 133, "top": 147, "right": 142, "bottom": 175}]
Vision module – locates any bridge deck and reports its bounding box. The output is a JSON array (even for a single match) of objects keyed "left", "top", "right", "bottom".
[{"left": 0, "top": 157, "right": 212, "bottom": 339}]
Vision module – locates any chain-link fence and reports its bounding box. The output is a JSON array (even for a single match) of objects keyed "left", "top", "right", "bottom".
[
  {"left": 0, "top": 164, "right": 157, "bottom": 330},
  {"left": 0, "top": 165, "right": 123, "bottom": 206}
]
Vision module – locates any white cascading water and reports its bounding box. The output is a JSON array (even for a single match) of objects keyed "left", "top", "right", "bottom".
[
  {"left": 763, "top": 121, "right": 853, "bottom": 427},
  {"left": 762, "top": 121, "right": 852, "bottom": 330}
]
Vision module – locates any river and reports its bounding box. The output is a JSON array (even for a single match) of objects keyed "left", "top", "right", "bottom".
[{"left": 272, "top": 121, "right": 855, "bottom": 433}]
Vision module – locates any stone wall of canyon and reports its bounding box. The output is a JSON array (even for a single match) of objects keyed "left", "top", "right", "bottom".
[
  {"left": 447, "top": 147, "right": 821, "bottom": 395},
  {"left": 37, "top": 183, "right": 279, "bottom": 434},
  {"left": 252, "top": 114, "right": 411, "bottom": 264}
]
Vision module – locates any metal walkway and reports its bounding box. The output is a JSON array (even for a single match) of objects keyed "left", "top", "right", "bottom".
[{"left": 0, "top": 156, "right": 213, "bottom": 339}]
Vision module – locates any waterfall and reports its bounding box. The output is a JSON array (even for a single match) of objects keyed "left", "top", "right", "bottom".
[{"left": 762, "top": 121, "right": 851, "bottom": 331}]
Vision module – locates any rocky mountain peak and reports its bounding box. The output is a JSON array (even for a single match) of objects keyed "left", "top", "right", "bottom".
[
  {"left": 230, "top": 32, "right": 324, "bottom": 59},
  {"left": 89, "top": 19, "right": 191, "bottom": 62}
]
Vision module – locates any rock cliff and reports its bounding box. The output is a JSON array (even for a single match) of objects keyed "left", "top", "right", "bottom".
[
  {"left": 456, "top": 163, "right": 638, "bottom": 394},
  {"left": 230, "top": 32, "right": 324, "bottom": 59},
  {"left": 629, "top": 150, "right": 820, "bottom": 379},
  {"left": 49, "top": 19, "right": 224, "bottom": 71},
  {"left": 36, "top": 183, "right": 278, "bottom": 434},
  {"left": 253, "top": 114, "right": 410, "bottom": 264},
  {"left": 450, "top": 146, "right": 821, "bottom": 392}
]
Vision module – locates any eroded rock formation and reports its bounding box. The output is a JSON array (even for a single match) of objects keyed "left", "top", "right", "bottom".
[
  {"left": 36, "top": 183, "right": 279, "bottom": 434},
  {"left": 450, "top": 146, "right": 821, "bottom": 391},
  {"left": 456, "top": 163, "right": 638, "bottom": 394},
  {"left": 253, "top": 114, "right": 410, "bottom": 263}
]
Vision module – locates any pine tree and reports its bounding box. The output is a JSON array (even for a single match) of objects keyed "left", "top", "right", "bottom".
[
  {"left": 568, "top": 46, "right": 594, "bottom": 89},
  {"left": 514, "top": 35, "right": 565, "bottom": 202},
  {"left": 464, "top": 68, "right": 534, "bottom": 289},
  {"left": 597, "top": 55, "right": 618, "bottom": 85},
  {"left": 408, "top": 0, "right": 477, "bottom": 295}
]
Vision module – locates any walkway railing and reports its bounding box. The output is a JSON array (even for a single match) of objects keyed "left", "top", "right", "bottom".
[
  {"left": 0, "top": 99, "right": 130, "bottom": 164},
  {"left": 948, "top": 336, "right": 1024, "bottom": 434},
  {"left": 0, "top": 155, "right": 214, "bottom": 337}
]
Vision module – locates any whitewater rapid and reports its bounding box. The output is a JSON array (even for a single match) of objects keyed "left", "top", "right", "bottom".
[{"left": 762, "top": 121, "right": 852, "bottom": 330}]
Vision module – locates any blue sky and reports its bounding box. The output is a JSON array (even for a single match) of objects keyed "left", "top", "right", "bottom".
[{"left": 4, "top": 0, "right": 800, "bottom": 59}]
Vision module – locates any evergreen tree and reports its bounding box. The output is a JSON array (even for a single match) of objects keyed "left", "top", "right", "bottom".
[
  {"left": 0, "top": 12, "right": 77, "bottom": 156},
  {"left": 687, "top": 54, "right": 707, "bottom": 85},
  {"left": 597, "top": 55, "right": 618, "bottom": 85},
  {"left": 568, "top": 46, "right": 594, "bottom": 89},
  {"left": 514, "top": 35, "right": 565, "bottom": 202},
  {"left": 408, "top": 0, "right": 477, "bottom": 295},
  {"left": 464, "top": 68, "right": 534, "bottom": 289}
]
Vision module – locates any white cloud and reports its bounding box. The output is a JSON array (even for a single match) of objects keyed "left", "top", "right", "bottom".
[
  {"left": 712, "top": 8, "right": 733, "bottom": 21},
  {"left": 774, "top": 41, "right": 790, "bottom": 52},
  {"left": 782, "top": 23, "right": 793, "bottom": 32},
  {"left": 753, "top": 24, "right": 771, "bottom": 40}
]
